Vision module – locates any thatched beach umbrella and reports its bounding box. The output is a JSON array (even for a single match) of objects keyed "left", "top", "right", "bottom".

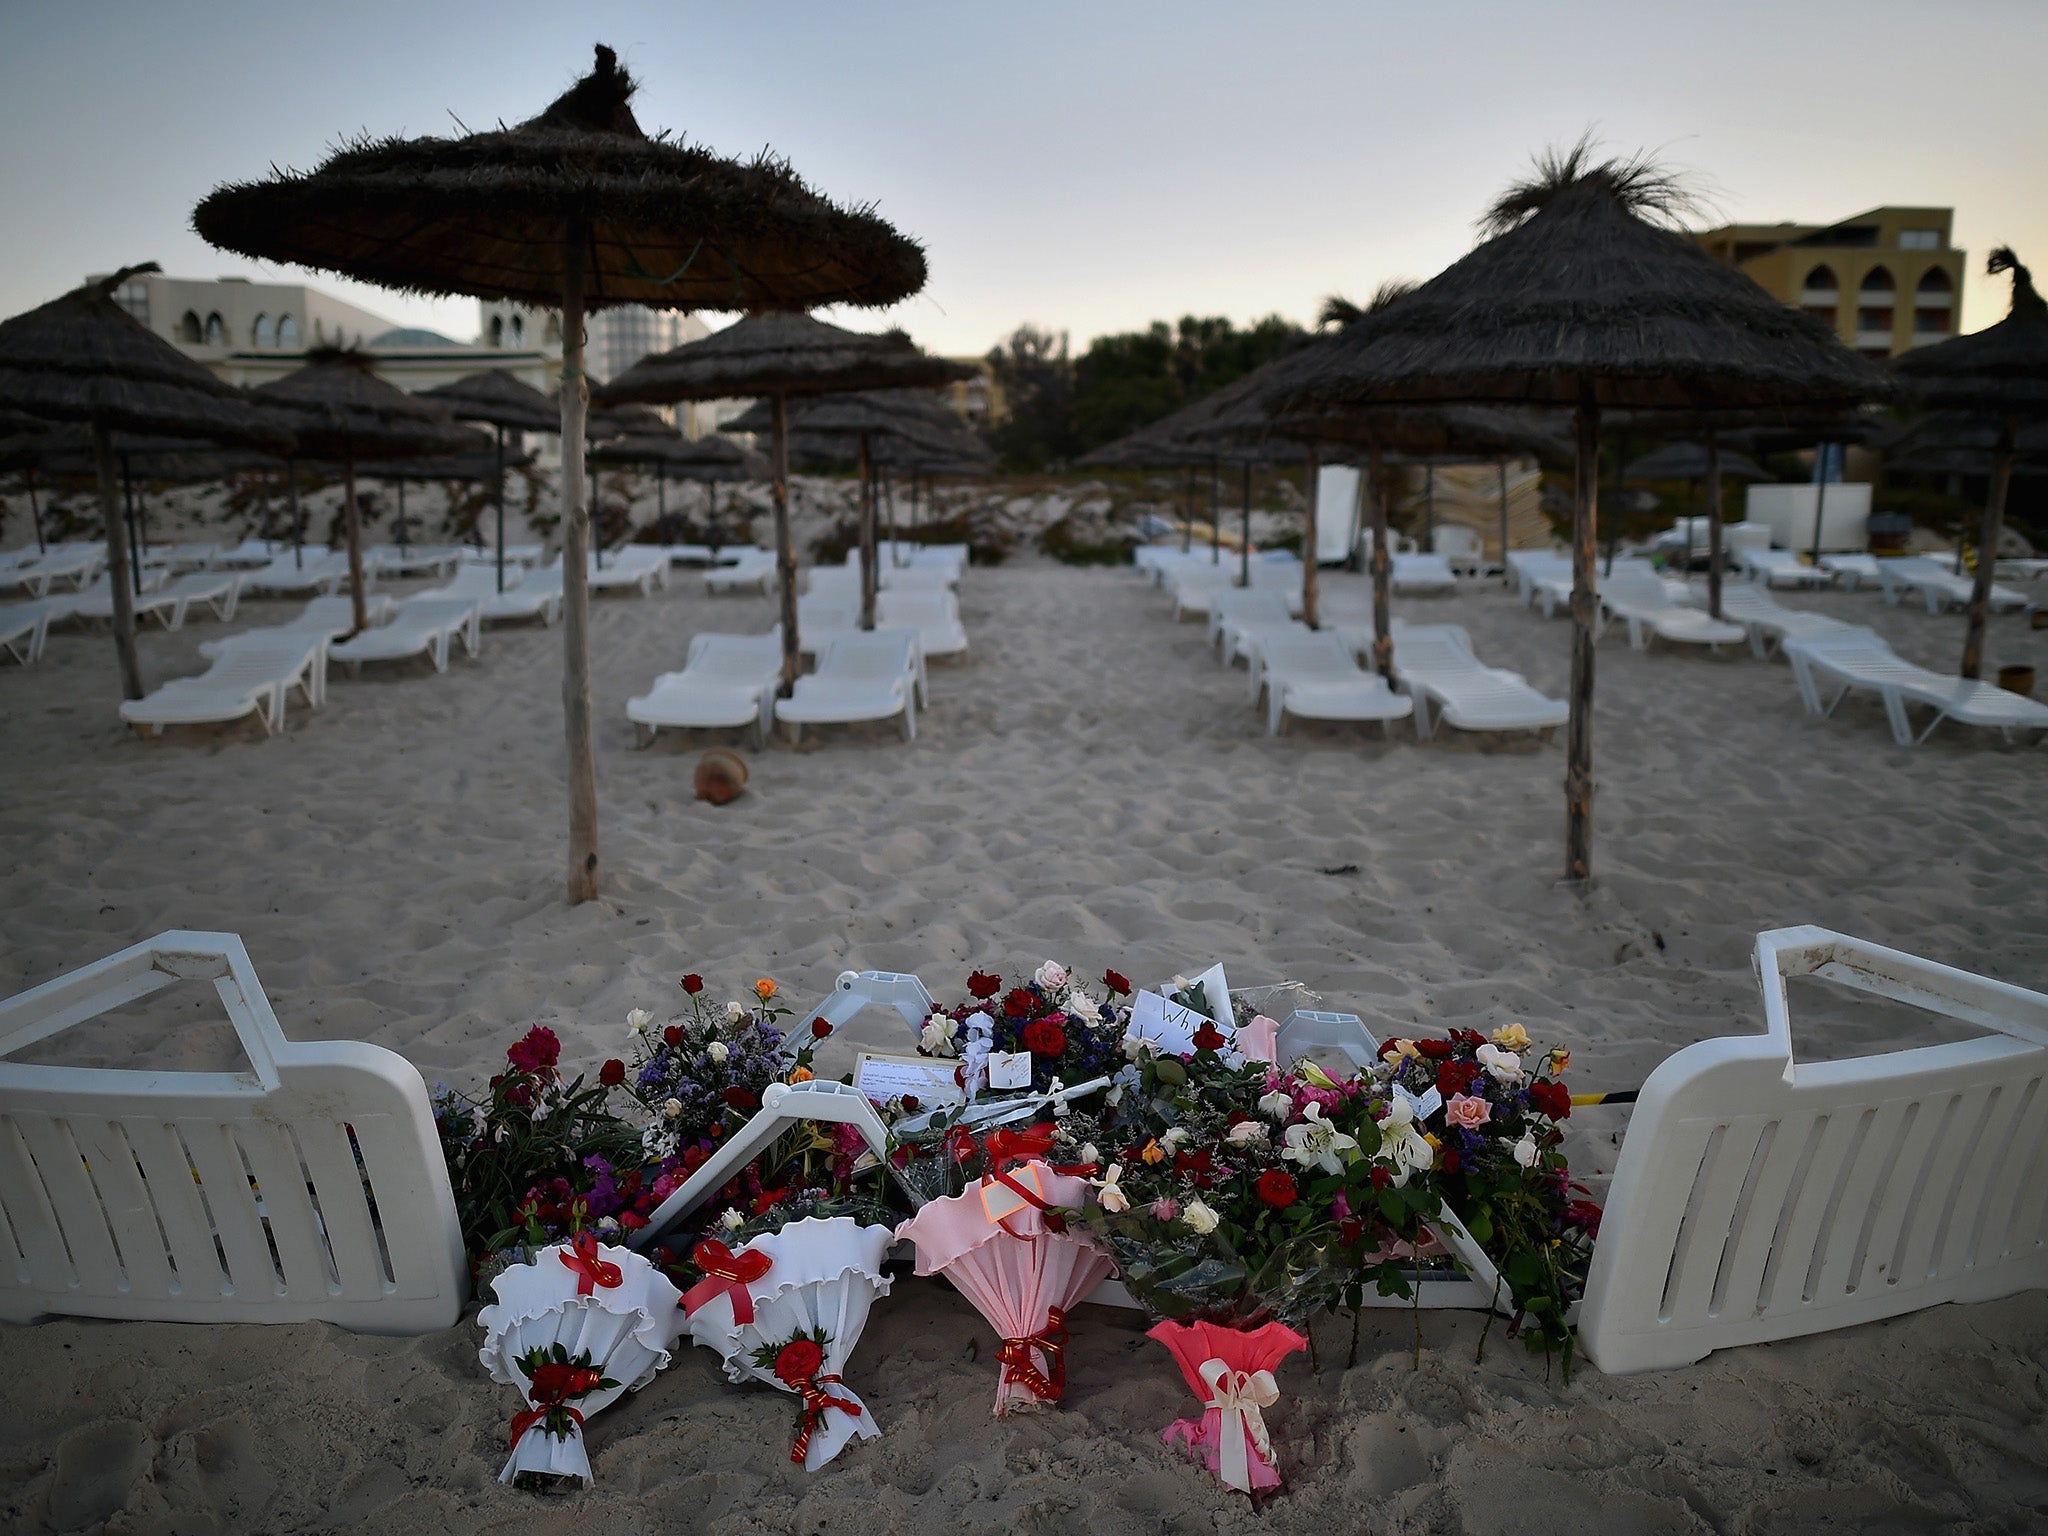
[
  {"left": 255, "top": 349, "right": 484, "bottom": 631},
  {"left": 196, "top": 44, "right": 926, "bottom": 904},
  {"left": 0, "top": 264, "right": 291, "bottom": 698},
  {"left": 1270, "top": 145, "right": 1889, "bottom": 880},
  {"left": 599, "top": 312, "right": 968, "bottom": 693},
  {"left": 418, "top": 369, "right": 558, "bottom": 590},
  {"left": 1893, "top": 248, "right": 2048, "bottom": 678},
  {"left": 586, "top": 426, "right": 761, "bottom": 548},
  {"left": 1622, "top": 439, "right": 1768, "bottom": 600}
]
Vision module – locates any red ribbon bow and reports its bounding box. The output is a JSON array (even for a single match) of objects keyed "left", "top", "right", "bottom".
[
  {"left": 558, "top": 1231, "right": 622, "bottom": 1296},
  {"left": 788, "top": 1372, "right": 862, "bottom": 1465},
  {"left": 682, "top": 1239, "right": 773, "bottom": 1325},
  {"left": 981, "top": 1124, "right": 1057, "bottom": 1167},
  {"left": 507, "top": 1364, "right": 603, "bottom": 1451},
  {"left": 996, "top": 1305, "right": 1069, "bottom": 1402}
]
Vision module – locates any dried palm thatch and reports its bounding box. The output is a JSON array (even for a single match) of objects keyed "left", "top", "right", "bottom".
[
  {"left": 417, "top": 369, "right": 560, "bottom": 432},
  {"left": 195, "top": 43, "right": 933, "bottom": 906},
  {"left": 1622, "top": 442, "right": 1768, "bottom": 481},
  {"left": 192, "top": 47, "right": 925, "bottom": 311},
  {"left": 589, "top": 401, "right": 676, "bottom": 440},
  {"left": 0, "top": 265, "right": 295, "bottom": 698},
  {"left": 1884, "top": 412, "right": 2048, "bottom": 475},
  {"left": 1892, "top": 248, "right": 2048, "bottom": 676}
]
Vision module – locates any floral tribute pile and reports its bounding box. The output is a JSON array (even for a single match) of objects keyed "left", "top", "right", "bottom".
[{"left": 438, "top": 962, "right": 1597, "bottom": 1498}]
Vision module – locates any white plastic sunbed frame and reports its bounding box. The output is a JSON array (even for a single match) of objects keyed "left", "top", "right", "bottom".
[
  {"left": 1597, "top": 572, "right": 1747, "bottom": 653},
  {"left": 1877, "top": 557, "right": 2029, "bottom": 616},
  {"left": 328, "top": 598, "right": 481, "bottom": 675},
  {"left": 1391, "top": 624, "right": 1567, "bottom": 739},
  {"left": 775, "top": 630, "right": 922, "bottom": 743},
  {"left": 1259, "top": 630, "right": 1415, "bottom": 736},
  {"left": 706, "top": 549, "right": 777, "bottom": 594},
  {"left": 120, "top": 635, "right": 326, "bottom": 736},
  {"left": 1577, "top": 925, "right": 2048, "bottom": 1374},
  {"left": 0, "top": 931, "right": 467, "bottom": 1333},
  {"left": 0, "top": 601, "right": 55, "bottom": 665},
  {"left": 1738, "top": 548, "right": 1834, "bottom": 589},
  {"left": 628, "top": 633, "right": 782, "bottom": 746},
  {"left": 1783, "top": 628, "right": 2048, "bottom": 746},
  {"left": 1713, "top": 583, "right": 1856, "bottom": 660}
]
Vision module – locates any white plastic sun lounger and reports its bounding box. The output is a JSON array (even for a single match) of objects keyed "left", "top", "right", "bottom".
[
  {"left": 0, "top": 930, "right": 466, "bottom": 1332},
  {"left": 473, "top": 564, "right": 561, "bottom": 626},
  {"left": 1878, "top": 557, "right": 2028, "bottom": 616},
  {"left": 1390, "top": 551, "right": 1458, "bottom": 594},
  {"left": 367, "top": 544, "right": 465, "bottom": 579},
  {"left": 1577, "top": 925, "right": 2048, "bottom": 1374},
  {"left": 328, "top": 598, "right": 480, "bottom": 675},
  {"left": 243, "top": 551, "right": 356, "bottom": 597},
  {"left": 0, "top": 601, "right": 54, "bottom": 665},
  {"left": 1506, "top": 550, "right": 1572, "bottom": 605},
  {"left": 706, "top": 549, "right": 777, "bottom": 594},
  {"left": 585, "top": 547, "right": 668, "bottom": 596},
  {"left": 1170, "top": 562, "right": 1233, "bottom": 620},
  {"left": 775, "top": 630, "right": 921, "bottom": 742},
  {"left": 876, "top": 589, "right": 968, "bottom": 660},
  {"left": 215, "top": 538, "right": 284, "bottom": 569},
  {"left": 1817, "top": 552, "right": 1883, "bottom": 590},
  {"left": 1598, "top": 572, "right": 1747, "bottom": 653},
  {"left": 1738, "top": 548, "right": 1834, "bottom": 589},
  {"left": 1714, "top": 584, "right": 1857, "bottom": 660},
  {"left": 119, "top": 634, "right": 325, "bottom": 736},
  {"left": 54, "top": 570, "right": 182, "bottom": 630},
  {"left": 153, "top": 571, "right": 245, "bottom": 628},
  {"left": 879, "top": 563, "right": 956, "bottom": 593},
  {"left": 628, "top": 632, "right": 783, "bottom": 746},
  {"left": 795, "top": 594, "right": 860, "bottom": 657},
  {"left": 1783, "top": 628, "right": 2048, "bottom": 746},
  {"left": 1391, "top": 624, "right": 1567, "bottom": 739},
  {"left": 0, "top": 546, "right": 103, "bottom": 598},
  {"left": 1259, "top": 630, "right": 1415, "bottom": 736},
  {"left": 1209, "top": 588, "right": 1293, "bottom": 661}
]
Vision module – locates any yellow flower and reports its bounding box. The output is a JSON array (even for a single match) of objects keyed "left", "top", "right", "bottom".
[
  {"left": 1391, "top": 1039, "right": 1423, "bottom": 1061},
  {"left": 1299, "top": 1060, "right": 1340, "bottom": 1090},
  {"left": 1140, "top": 1139, "right": 1166, "bottom": 1166},
  {"left": 1491, "top": 1022, "right": 1530, "bottom": 1051},
  {"left": 1423, "top": 1133, "right": 1442, "bottom": 1152},
  {"left": 754, "top": 977, "right": 777, "bottom": 1001},
  {"left": 787, "top": 1066, "right": 813, "bottom": 1083},
  {"left": 1545, "top": 1048, "right": 1571, "bottom": 1077}
]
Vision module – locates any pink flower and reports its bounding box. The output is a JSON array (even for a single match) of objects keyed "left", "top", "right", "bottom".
[
  {"left": 1149, "top": 1197, "right": 1179, "bottom": 1221},
  {"left": 1445, "top": 1093, "right": 1492, "bottom": 1129}
]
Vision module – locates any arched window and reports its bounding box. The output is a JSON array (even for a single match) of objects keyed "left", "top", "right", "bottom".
[
  {"left": 1798, "top": 265, "right": 1839, "bottom": 326},
  {"left": 489, "top": 315, "right": 504, "bottom": 347},
  {"left": 178, "top": 311, "right": 203, "bottom": 343},
  {"left": 1855, "top": 267, "right": 1894, "bottom": 351},
  {"left": 1913, "top": 267, "right": 1954, "bottom": 338},
  {"left": 511, "top": 315, "right": 525, "bottom": 345},
  {"left": 252, "top": 313, "right": 273, "bottom": 347},
  {"left": 204, "top": 312, "right": 225, "bottom": 346},
  {"left": 276, "top": 313, "right": 299, "bottom": 348},
  {"left": 544, "top": 315, "right": 561, "bottom": 345}
]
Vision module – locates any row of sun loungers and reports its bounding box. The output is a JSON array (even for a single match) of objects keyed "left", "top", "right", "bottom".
[{"left": 631, "top": 627, "right": 933, "bottom": 746}]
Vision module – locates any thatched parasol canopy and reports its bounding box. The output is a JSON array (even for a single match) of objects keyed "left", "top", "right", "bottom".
[
  {"left": 1884, "top": 412, "right": 2048, "bottom": 476},
  {"left": 1624, "top": 441, "right": 1768, "bottom": 481},
  {"left": 598, "top": 311, "right": 970, "bottom": 406},
  {"left": 417, "top": 369, "right": 560, "bottom": 432},
  {"left": 192, "top": 47, "right": 926, "bottom": 312},
  {"left": 1891, "top": 249, "right": 2048, "bottom": 676},
  {"left": 589, "top": 401, "right": 676, "bottom": 440}
]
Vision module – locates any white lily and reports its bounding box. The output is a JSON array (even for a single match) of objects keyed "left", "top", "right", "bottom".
[
  {"left": 1257, "top": 1088, "right": 1293, "bottom": 1120},
  {"left": 1281, "top": 1102, "right": 1358, "bottom": 1174},
  {"left": 1476, "top": 1043, "right": 1525, "bottom": 1085}
]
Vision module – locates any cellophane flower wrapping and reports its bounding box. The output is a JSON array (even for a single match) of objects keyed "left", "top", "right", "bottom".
[
  {"left": 1149, "top": 1317, "right": 1305, "bottom": 1494},
  {"left": 896, "top": 1160, "right": 1116, "bottom": 1413},
  {"left": 476, "top": 1237, "right": 684, "bottom": 1487},
  {"left": 680, "top": 1215, "right": 895, "bottom": 1471}
]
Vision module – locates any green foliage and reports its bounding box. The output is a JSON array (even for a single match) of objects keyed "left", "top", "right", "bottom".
[{"left": 1039, "top": 513, "right": 1138, "bottom": 566}]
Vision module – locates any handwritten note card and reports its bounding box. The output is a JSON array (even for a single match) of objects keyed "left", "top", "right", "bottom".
[{"left": 853, "top": 1051, "right": 966, "bottom": 1109}]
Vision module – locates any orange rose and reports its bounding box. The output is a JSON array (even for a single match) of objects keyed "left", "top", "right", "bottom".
[{"left": 754, "top": 978, "right": 777, "bottom": 1001}]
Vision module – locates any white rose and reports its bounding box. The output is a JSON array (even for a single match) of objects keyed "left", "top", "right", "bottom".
[
  {"left": 1034, "top": 960, "right": 1069, "bottom": 992},
  {"left": 1105, "top": 1083, "right": 1125, "bottom": 1106},
  {"left": 719, "top": 1207, "right": 745, "bottom": 1232},
  {"left": 1258, "top": 1088, "right": 1293, "bottom": 1121},
  {"left": 1181, "top": 1199, "right": 1220, "bottom": 1235},
  {"left": 1161, "top": 1127, "right": 1188, "bottom": 1147},
  {"left": 1067, "top": 992, "right": 1101, "bottom": 1024},
  {"left": 662, "top": 1097, "right": 683, "bottom": 1119},
  {"left": 627, "top": 1008, "right": 653, "bottom": 1034},
  {"left": 597, "top": 1215, "right": 620, "bottom": 1233},
  {"left": 920, "top": 1016, "right": 959, "bottom": 1056},
  {"left": 1170, "top": 975, "right": 1189, "bottom": 992},
  {"left": 1097, "top": 1164, "right": 1129, "bottom": 1214},
  {"left": 1477, "top": 1043, "right": 1525, "bottom": 1085},
  {"left": 1226, "top": 1120, "right": 1268, "bottom": 1148},
  {"left": 1122, "top": 1033, "right": 1150, "bottom": 1062},
  {"left": 725, "top": 1000, "right": 746, "bottom": 1023},
  {"left": 706, "top": 1040, "right": 729, "bottom": 1064},
  {"left": 1513, "top": 1135, "right": 1539, "bottom": 1169}
]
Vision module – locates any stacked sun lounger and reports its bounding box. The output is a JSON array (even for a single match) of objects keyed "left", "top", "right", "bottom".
[
  {"left": 119, "top": 634, "right": 327, "bottom": 737},
  {"left": 775, "top": 630, "right": 924, "bottom": 742},
  {"left": 628, "top": 633, "right": 784, "bottom": 745},
  {"left": 328, "top": 597, "right": 481, "bottom": 675},
  {"left": 242, "top": 550, "right": 357, "bottom": 597}
]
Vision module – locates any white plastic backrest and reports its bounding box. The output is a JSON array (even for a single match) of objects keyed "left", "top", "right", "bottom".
[
  {"left": 628, "top": 1080, "right": 895, "bottom": 1248},
  {"left": 804, "top": 969, "right": 938, "bottom": 1045},
  {"left": 1263, "top": 631, "right": 1358, "bottom": 679},
  {"left": 0, "top": 932, "right": 466, "bottom": 1334},
  {"left": 1578, "top": 924, "right": 2048, "bottom": 1376},
  {"left": 819, "top": 633, "right": 918, "bottom": 681},
  {"left": 1274, "top": 1010, "right": 1381, "bottom": 1071}
]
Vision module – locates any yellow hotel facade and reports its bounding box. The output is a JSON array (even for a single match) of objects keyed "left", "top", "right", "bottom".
[{"left": 1694, "top": 207, "right": 1964, "bottom": 359}]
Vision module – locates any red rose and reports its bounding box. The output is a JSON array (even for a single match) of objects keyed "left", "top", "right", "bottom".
[
  {"left": 1414, "top": 1038, "right": 1454, "bottom": 1061},
  {"left": 506, "top": 1025, "right": 560, "bottom": 1075},
  {"left": 773, "top": 1338, "right": 825, "bottom": 1386},
  {"left": 967, "top": 970, "right": 1003, "bottom": 1000},
  {"left": 723, "top": 1087, "right": 759, "bottom": 1112},
  {"left": 1173, "top": 1147, "right": 1214, "bottom": 1183},
  {"left": 663, "top": 1024, "right": 686, "bottom": 1048},
  {"left": 598, "top": 1058, "right": 626, "bottom": 1087},
  {"left": 681, "top": 1145, "right": 706, "bottom": 1171},
  {"left": 1370, "top": 1166, "right": 1391, "bottom": 1190},
  {"left": 528, "top": 1360, "right": 603, "bottom": 1402},
  {"left": 1451, "top": 1028, "right": 1485, "bottom": 1049},
  {"left": 617, "top": 1209, "right": 647, "bottom": 1230},
  {"left": 502, "top": 1079, "right": 533, "bottom": 1108},
  {"left": 901, "top": 1095, "right": 921, "bottom": 1112},
  {"left": 1437, "top": 1060, "right": 1480, "bottom": 1096},
  {"left": 752, "top": 1187, "right": 786, "bottom": 1216},
  {"left": 1191, "top": 1021, "right": 1227, "bottom": 1052},
  {"left": 1003, "top": 988, "right": 1039, "bottom": 1020},
  {"left": 1257, "top": 1169, "right": 1298, "bottom": 1209},
  {"left": 1020, "top": 1019, "right": 1067, "bottom": 1057},
  {"left": 1442, "top": 1148, "right": 1461, "bottom": 1174},
  {"left": 1103, "top": 969, "right": 1132, "bottom": 995},
  {"left": 681, "top": 974, "right": 704, "bottom": 995},
  {"left": 1527, "top": 1080, "right": 1572, "bottom": 1120},
  {"left": 1224, "top": 1110, "right": 1250, "bottom": 1128},
  {"left": 811, "top": 1017, "right": 833, "bottom": 1039}
]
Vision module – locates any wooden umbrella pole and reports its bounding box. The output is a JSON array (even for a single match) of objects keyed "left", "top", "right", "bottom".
[
  {"left": 558, "top": 229, "right": 600, "bottom": 906},
  {"left": 288, "top": 462, "right": 303, "bottom": 568},
  {"left": 342, "top": 451, "right": 368, "bottom": 634},
  {"left": 1807, "top": 443, "right": 1830, "bottom": 569},
  {"left": 1496, "top": 459, "right": 1510, "bottom": 587},
  {"left": 1301, "top": 442, "right": 1320, "bottom": 629},
  {"left": 93, "top": 420, "right": 144, "bottom": 701},
  {"left": 1238, "top": 460, "right": 1251, "bottom": 587},
  {"left": 1704, "top": 430, "right": 1725, "bottom": 620},
  {"left": 1368, "top": 439, "right": 1392, "bottom": 679},
  {"left": 858, "top": 431, "right": 877, "bottom": 629},
  {"left": 1209, "top": 458, "right": 1221, "bottom": 564},
  {"left": 122, "top": 456, "right": 142, "bottom": 596},
  {"left": 882, "top": 467, "right": 898, "bottom": 565},
  {"left": 771, "top": 390, "right": 799, "bottom": 698},
  {"left": 1423, "top": 462, "right": 1435, "bottom": 552},
  {"left": 397, "top": 477, "right": 408, "bottom": 547},
  {"left": 1181, "top": 466, "right": 1193, "bottom": 552},
  {"left": 1961, "top": 415, "right": 2015, "bottom": 680},
  {"left": 1602, "top": 438, "right": 1621, "bottom": 577},
  {"left": 1565, "top": 387, "right": 1600, "bottom": 884},
  {"left": 26, "top": 467, "right": 44, "bottom": 554},
  {"left": 494, "top": 423, "right": 507, "bottom": 592}
]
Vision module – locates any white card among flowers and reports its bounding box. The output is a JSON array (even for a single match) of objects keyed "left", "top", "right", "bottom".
[{"left": 1124, "top": 990, "right": 1232, "bottom": 1056}]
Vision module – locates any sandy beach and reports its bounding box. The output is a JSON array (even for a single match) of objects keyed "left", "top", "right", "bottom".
[{"left": 3, "top": 548, "right": 2046, "bottom": 1534}]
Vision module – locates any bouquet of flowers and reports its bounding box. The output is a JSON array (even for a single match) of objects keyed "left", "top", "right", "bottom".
[{"left": 913, "top": 961, "right": 1133, "bottom": 1099}]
